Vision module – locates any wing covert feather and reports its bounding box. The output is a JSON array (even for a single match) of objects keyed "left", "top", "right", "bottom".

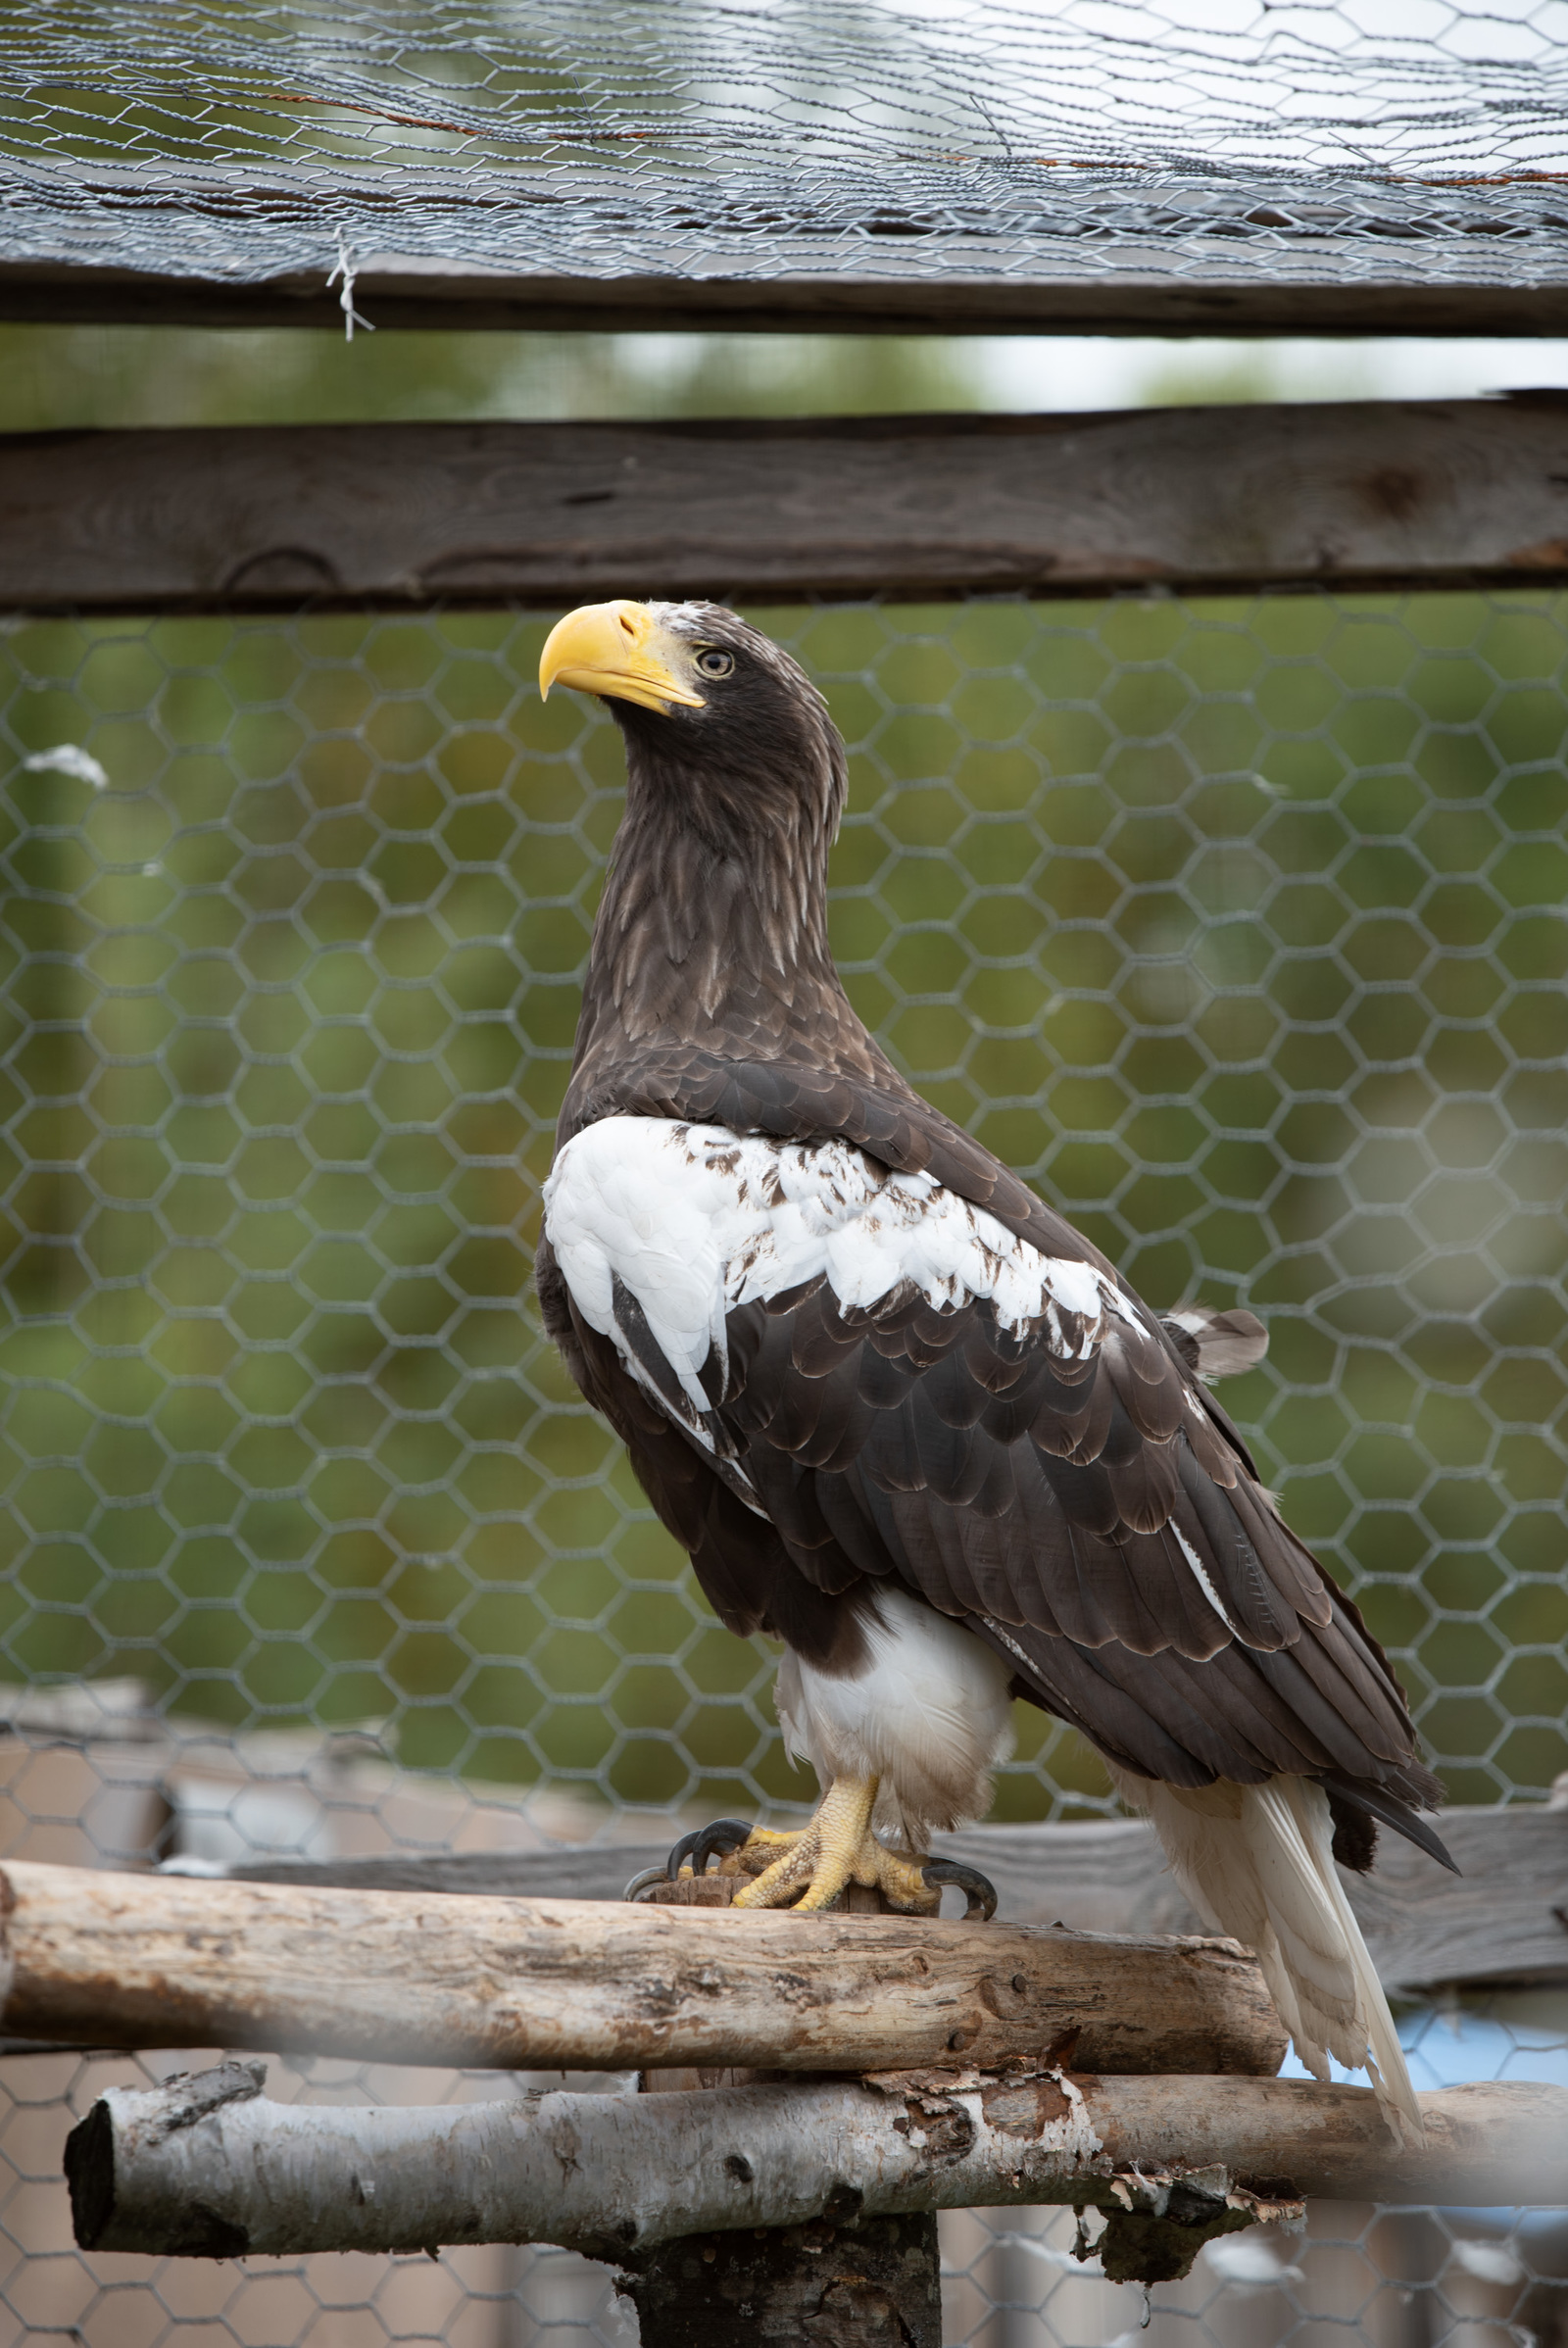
[
  {"left": 713, "top": 1275, "right": 1432, "bottom": 1803},
  {"left": 542, "top": 1118, "right": 1435, "bottom": 1812}
]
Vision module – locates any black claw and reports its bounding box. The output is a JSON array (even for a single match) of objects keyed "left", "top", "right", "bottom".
[
  {"left": 922, "top": 1859, "right": 999, "bottom": 1922},
  {"left": 693, "top": 1817, "right": 757, "bottom": 1874},
  {"left": 666, "top": 1818, "right": 755, "bottom": 1882},
  {"left": 664, "top": 1829, "right": 703, "bottom": 1882}
]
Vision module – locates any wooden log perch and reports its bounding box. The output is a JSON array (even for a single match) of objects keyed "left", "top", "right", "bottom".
[
  {"left": 235, "top": 1797, "right": 1568, "bottom": 1997},
  {"left": 0, "top": 1860, "right": 1286, "bottom": 2078},
  {"left": 66, "top": 2063, "right": 1568, "bottom": 2270}
]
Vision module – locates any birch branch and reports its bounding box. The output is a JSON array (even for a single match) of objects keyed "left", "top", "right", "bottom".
[
  {"left": 67, "top": 2063, "right": 1568, "bottom": 2269},
  {"left": 0, "top": 1860, "right": 1286, "bottom": 2077}
]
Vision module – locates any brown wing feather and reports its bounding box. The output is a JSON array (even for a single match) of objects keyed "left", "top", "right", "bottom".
[
  {"left": 547, "top": 1054, "right": 1440, "bottom": 1829},
  {"left": 535, "top": 1237, "right": 869, "bottom": 1659},
  {"left": 707, "top": 1276, "right": 1439, "bottom": 1815}
]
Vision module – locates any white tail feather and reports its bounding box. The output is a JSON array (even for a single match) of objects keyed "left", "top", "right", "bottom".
[{"left": 1110, "top": 1767, "right": 1423, "bottom": 2148}]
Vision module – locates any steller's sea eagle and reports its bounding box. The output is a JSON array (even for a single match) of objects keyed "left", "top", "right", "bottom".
[{"left": 535, "top": 597, "right": 1454, "bottom": 2143}]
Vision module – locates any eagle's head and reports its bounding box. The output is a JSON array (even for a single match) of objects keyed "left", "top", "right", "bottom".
[{"left": 538, "top": 599, "right": 844, "bottom": 846}]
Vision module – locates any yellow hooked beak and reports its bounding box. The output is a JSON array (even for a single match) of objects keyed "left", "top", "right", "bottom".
[{"left": 538, "top": 600, "right": 706, "bottom": 715}]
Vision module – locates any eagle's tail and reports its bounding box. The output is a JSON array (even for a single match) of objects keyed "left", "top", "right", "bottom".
[{"left": 1110, "top": 1767, "right": 1422, "bottom": 2148}]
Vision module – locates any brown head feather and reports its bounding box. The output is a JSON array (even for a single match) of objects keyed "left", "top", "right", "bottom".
[{"left": 562, "top": 604, "right": 907, "bottom": 1139}]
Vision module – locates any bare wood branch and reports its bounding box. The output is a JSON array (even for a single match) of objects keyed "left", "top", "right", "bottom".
[
  {"left": 7, "top": 403, "right": 1568, "bottom": 615},
  {"left": 66, "top": 2062, "right": 1568, "bottom": 2263},
  {"left": 0, "top": 1859, "right": 1286, "bottom": 2076},
  {"left": 237, "top": 1799, "right": 1568, "bottom": 1996}
]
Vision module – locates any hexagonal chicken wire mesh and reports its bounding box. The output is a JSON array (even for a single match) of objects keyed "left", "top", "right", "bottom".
[
  {"left": 0, "top": 589, "right": 1563, "bottom": 2348},
  {"left": 10, "top": 0, "right": 1568, "bottom": 318}
]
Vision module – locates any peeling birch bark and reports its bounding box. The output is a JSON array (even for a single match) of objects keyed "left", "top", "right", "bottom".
[
  {"left": 0, "top": 1860, "right": 1286, "bottom": 2077},
  {"left": 66, "top": 2063, "right": 1567, "bottom": 2267}
]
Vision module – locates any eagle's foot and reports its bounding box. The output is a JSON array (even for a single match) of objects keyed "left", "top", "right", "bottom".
[
  {"left": 662, "top": 1792, "right": 999, "bottom": 1919},
  {"left": 728, "top": 1775, "right": 941, "bottom": 1916}
]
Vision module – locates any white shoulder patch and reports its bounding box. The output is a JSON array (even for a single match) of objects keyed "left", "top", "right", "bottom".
[{"left": 543, "top": 1118, "right": 1130, "bottom": 1433}]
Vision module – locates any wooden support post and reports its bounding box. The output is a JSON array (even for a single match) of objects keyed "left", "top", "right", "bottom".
[
  {"left": 616, "top": 2211, "right": 943, "bottom": 2348},
  {"left": 623, "top": 1871, "right": 945, "bottom": 2347}
]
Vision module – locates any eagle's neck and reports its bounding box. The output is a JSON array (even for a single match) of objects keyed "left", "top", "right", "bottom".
[{"left": 567, "top": 726, "right": 897, "bottom": 1104}]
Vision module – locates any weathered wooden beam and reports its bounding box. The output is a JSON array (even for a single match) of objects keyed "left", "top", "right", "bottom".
[
  {"left": 6, "top": 400, "right": 1568, "bottom": 614},
  {"left": 951, "top": 1803, "right": 1568, "bottom": 1993},
  {"left": 0, "top": 1859, "right": 1286, "bottom": 2077},
  {"left": 65, "top": 2061, "right": 1568, "bottom": 2264},
  {"left": 236, "top": 1798, "right": 1568, "bottom": 1996},
  {"left": 3, "top": 255, "right": 1568, "bottom": 340}
]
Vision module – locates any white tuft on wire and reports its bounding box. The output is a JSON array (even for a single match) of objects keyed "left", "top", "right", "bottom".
[
  {"left": 1202, "top": 2233, "right": 1305, "bottom": 2289},
  {"left": 23, "top": 744, "right": 109, "bottom": 789},
  {"left": 327, "top": 229, "right": 375, "bottom": 343},
  {"left": 989, "top": 2230, "right": 1105, "bottom": 2278},
  {"left": 1450, "top": 2237, "right": 1522, "bottom": 2286}
]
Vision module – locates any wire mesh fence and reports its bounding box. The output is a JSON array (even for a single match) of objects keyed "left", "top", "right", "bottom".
[
  {"left": 0, "top": 588, "right": 1564, "bottom": 2343},
  {"left": 6, "top": 1, "right": 1568, "bottom": 307}
]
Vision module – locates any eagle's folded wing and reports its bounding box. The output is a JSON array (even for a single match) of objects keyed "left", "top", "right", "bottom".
[{"left": 542, "top": 1110, "right": 1441, "bottom": 1834}]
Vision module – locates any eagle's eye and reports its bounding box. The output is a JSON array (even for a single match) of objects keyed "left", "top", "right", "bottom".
[{"left": 694, "top": 648, "right": 734, "bottom": 679}]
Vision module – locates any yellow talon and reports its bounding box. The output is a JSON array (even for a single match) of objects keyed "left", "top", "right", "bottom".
[{"left": 728, "top": 1776, "right": 940, "bottom": 1915}]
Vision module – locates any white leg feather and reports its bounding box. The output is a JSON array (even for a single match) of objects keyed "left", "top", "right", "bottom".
[
  {"left": 1109, "top": 1766, "right": 1423, "bottom": 2148},
  {"left": 777, "top": 1589, "right": 1013, "bottom": 1846}
]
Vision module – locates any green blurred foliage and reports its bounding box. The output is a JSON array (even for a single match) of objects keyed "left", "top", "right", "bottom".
[
  {"left": 0, "top": 591, "right": 1565, "bottom": 1816},
  {"left": 0, "top": 323, "right": 981, "bottom": 431}
]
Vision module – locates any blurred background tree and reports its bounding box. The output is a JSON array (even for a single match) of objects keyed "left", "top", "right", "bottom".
[{"left": 1, "top": 320, "right": 1563, "bottom": 432}]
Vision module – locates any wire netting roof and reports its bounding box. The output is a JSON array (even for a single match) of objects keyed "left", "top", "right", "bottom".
[{"left": 4, "top": 2, "right": 1568, "bottom": 310}]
